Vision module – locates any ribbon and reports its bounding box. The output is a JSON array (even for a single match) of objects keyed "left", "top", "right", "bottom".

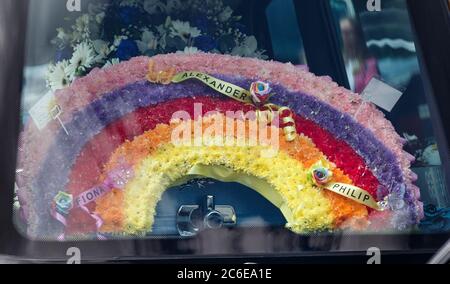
[
  {"left": 51, "top": 190, "right": 106, "bottom": 241},
  {"left": 310, "top": 163, "right": 383, "bottom": 211},
  {"left": 273, "top": 105, "right": 297, "bottom": 142},
  {"left": 51, "top": 165, "right": 134, "bottom": 241},
  {"left": 79, "top": 205, "right": 107, "bottom": 241},
  {"left": 146, "top": 60, "right": 176, "bottom": 85},
  {"left": 171, "top": 71, "right": 253, "bottom": 104},
  {"left": 75, "top": 184, "right": 110, "bottom": 208},
  {"left": 184, "top": 164, "right": 383, "bottom": 212},
  {"left": 51, "top": 191, "right": 72, "bottom": 241},
  {"left": 173, "top": 164, "right": 383, "bottom": 218},
  {"left": 147, "top": 62, "right": 298, "bottom": 142},
  {"left": 323, "top": 182, "right": 384, "bottom": 211}
]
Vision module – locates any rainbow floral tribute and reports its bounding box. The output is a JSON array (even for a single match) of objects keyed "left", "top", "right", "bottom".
[{"left": 16, "top": 53, "right": 423, "bottom": 240}]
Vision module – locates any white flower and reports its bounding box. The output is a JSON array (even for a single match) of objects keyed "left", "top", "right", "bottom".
[
  {"left": 14, "top": 194, "right": 20, "bottom": 210},
  {"left": 176, "top": 46, "right": 200, "bottom": 55},
  {"left": 136, "top": 29, "right": 158, "bottom": 53},
  {"left": 231, "top": 36, "right": 267, "bottom": 59},
  {"left": 93, "top": 40, "right": 114, "bottom": 62},
  {"left": 66, "top": 42, "right": 96, "bottom": 79},
  {"left": 74, "top": 14, "right": 90, "bottom": 35},
  {"left": 46, "top": 60, "right": 71, "bottom": 91},
  {"left": 76, "top": 14, "right": 90, "bottom": 28},
  {"left": 71, "top": 14, "right": 91, "bottom": 42},
  {"left": 13, "top": 184, "right": 20, "bottom": 210},
  {"left": 218, "top": 6, "right": 233, "bottom": 22},
  {"left": 170, "top": 20, "right": 201, "bottom": 42},
  {"left": 103, "top": 58, "right": 120, "bottom": 69}
]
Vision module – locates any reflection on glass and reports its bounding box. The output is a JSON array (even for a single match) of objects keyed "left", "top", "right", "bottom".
[
  {"left": 14, "top": 0, "right": 450, "bottom": 243},
  {"left": 340, "top": 17, "right": 379, "bottom": 93},
  {"left": 331, "top": 0, "right": 450, "bottom": 231},
  {"left": 265, "top": 0, "right": 307, "bottom": 64}
]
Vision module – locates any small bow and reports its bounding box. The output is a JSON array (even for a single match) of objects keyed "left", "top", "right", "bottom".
[{"left": 147, "top": 60, "right": 176, "bottom": 85}]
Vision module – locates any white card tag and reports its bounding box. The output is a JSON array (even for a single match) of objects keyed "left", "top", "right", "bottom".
[
  {"left": 361, "top": 78, "right": 403, "bottom": 112},
  {"left": 28, "top": 92, "right": 69, "bottom": 135},
  {"left": 28, "top": 92, "right": 57, "bottom": 130}
]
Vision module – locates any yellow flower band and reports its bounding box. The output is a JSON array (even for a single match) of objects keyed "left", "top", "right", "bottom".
[{"left": 123, "top": 142, "right": 332, "bottom": 235}]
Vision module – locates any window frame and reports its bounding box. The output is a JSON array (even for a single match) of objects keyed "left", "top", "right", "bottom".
[{"left": 0, "top": 0, "right": 449, "bottom": 262}]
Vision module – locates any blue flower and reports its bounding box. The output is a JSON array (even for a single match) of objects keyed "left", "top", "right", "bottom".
[
  {"left": 194, "top": 35, "right": 217, "bottom": 52},
  {"left": 118, "top": 6, "right": 141, "bottom": 26},
  {"left": 116, "top": 39, "right": 140, "bottom": 61}
]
